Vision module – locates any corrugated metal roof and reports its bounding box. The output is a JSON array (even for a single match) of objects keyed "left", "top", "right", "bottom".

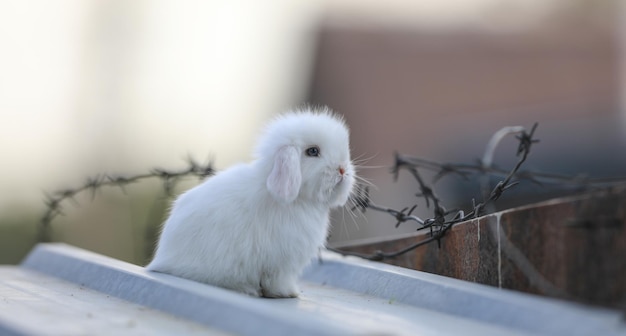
[{"left": 1, "top": 243, "right": 624, "bottom": 335}]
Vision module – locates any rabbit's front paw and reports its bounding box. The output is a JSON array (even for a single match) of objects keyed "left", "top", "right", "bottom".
[{"left": 261, "top": 275, "right": 299, "bottom": 298}]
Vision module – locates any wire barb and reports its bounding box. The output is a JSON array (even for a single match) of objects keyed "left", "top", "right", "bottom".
[
  {"left": 334, "top": 123, "right": 544, "bottom": 260},
  {"left": 38, "top": 157, "right": 215, "bottom": 242}
]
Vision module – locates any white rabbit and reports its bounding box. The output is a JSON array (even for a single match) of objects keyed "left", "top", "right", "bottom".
[{"left": 146, "top": 107, "right": 355, "bottom": 298}]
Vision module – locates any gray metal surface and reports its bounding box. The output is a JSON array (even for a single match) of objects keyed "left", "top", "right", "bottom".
[{"left": 1, "top": 243, "right": 624, "bottom": 335}]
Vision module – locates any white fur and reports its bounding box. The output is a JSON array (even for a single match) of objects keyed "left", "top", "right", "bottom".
[{"left": 146, "top": 107, "right": 355, "bottom": 298}]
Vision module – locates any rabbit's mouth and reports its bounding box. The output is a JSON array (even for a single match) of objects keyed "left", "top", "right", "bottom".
[
  {"left": 328, "top": 172, "right": 354, "bottom": 207},
  {"left": 333, "top": 172, "right": 350, "bottom": 188}
]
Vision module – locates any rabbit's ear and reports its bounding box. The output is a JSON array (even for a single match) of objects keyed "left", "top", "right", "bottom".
[{"left": 267, "top": 145, "right": 301, "bottom": 203}]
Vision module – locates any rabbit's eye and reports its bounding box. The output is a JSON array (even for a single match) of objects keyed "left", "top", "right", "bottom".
[{"left": 305, "top": 146, "right": 320, "bottom": 157}]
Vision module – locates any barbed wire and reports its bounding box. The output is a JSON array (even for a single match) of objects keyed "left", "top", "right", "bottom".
[
  {"left": 39, "top": 156, "right": 215, "bottom": 242},
  {"left": 330, "top": 123, "right": 540, "bottom": 260},
  {"left": 39, "top": 122, "right": 625, "bottom": 262},
  {"left": 331, "top": 122, "right": 626, "bottom": 261}
]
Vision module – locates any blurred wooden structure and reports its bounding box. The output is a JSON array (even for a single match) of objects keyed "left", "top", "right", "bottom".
[{"left": 309, "top": 13, "right": 626, "bottom": 244}]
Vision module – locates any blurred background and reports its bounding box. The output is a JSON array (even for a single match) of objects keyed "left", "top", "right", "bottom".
[{"left": 1, "top": 0, "right": 624, "bottom": 265}]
